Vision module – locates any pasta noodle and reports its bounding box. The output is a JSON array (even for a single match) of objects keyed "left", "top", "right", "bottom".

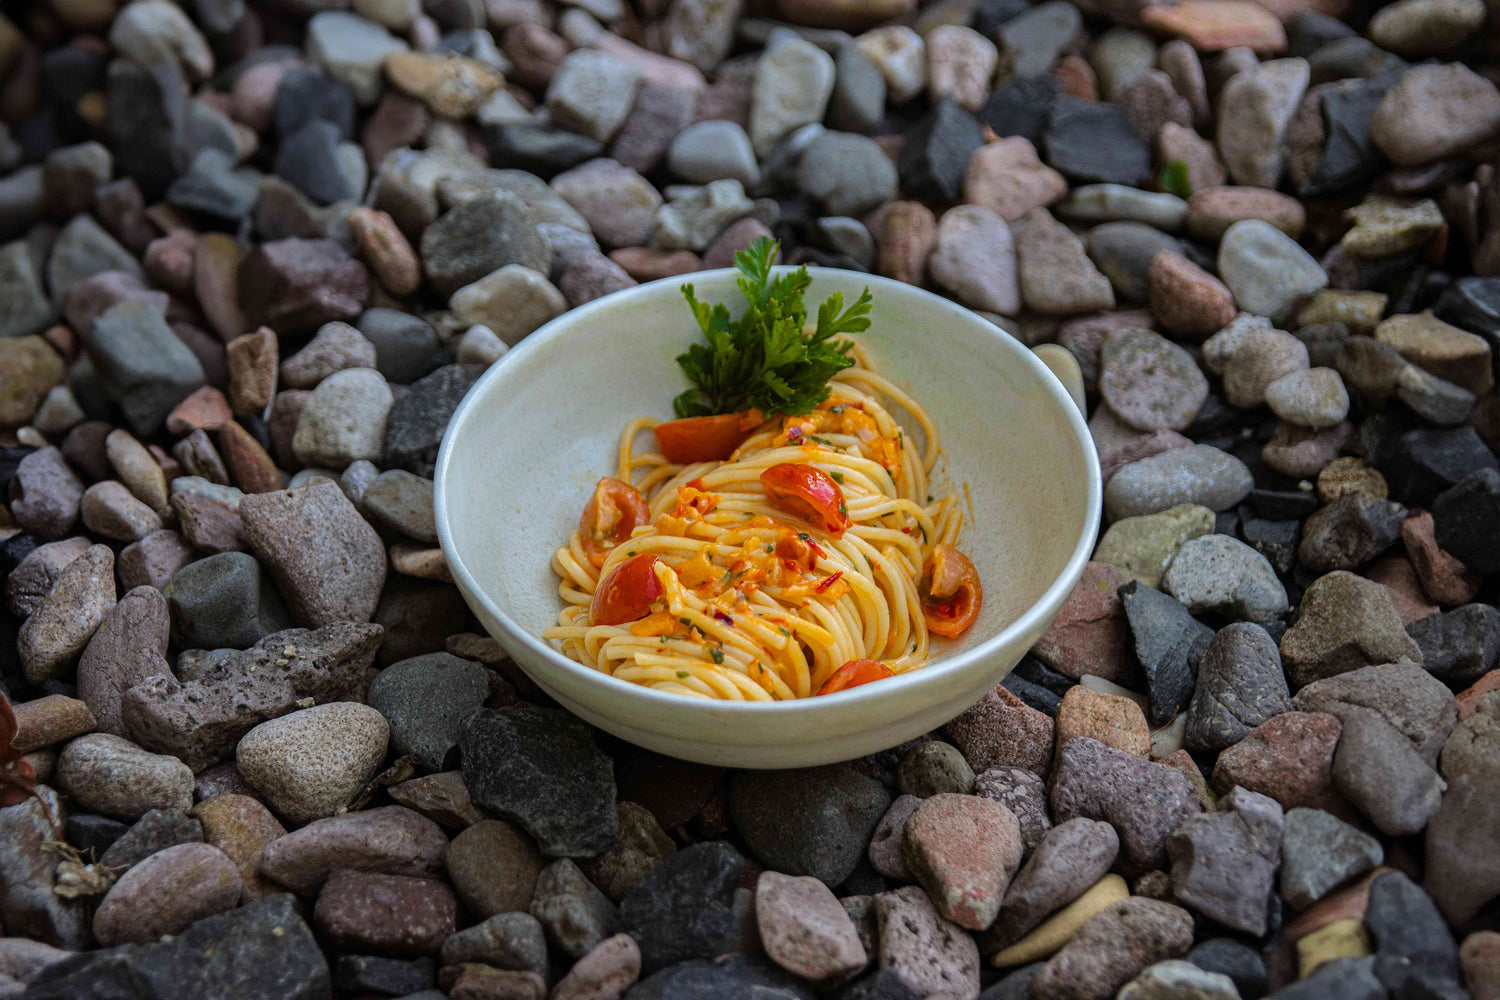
[{"left": 543, "top": 338, "right": 974, "bottom": 701}]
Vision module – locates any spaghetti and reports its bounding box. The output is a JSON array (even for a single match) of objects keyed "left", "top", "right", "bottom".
[{"left": 543, "top": 338, "right": 982, "bottom": 701}]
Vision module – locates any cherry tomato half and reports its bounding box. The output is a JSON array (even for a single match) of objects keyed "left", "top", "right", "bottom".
[
  {"left": 591, "top": 552, "right": 663, "bottom": 626},
  {"left": 922, "top": 544, "right": 982, "bottom": 638},
  {"left": 817, "top": 659, "right": 895, "bottom": 695},
  {"left": 654, "top": 412, "right": 758, "bottom": 465},
  {"left": 760, "top": 463, "right": 851, "bottom": 536},
  {"left": 579, "top": 478, "right": 650, "bottom": 568}
]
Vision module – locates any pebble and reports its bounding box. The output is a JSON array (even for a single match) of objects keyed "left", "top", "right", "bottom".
[
  {"left": 306, "top": 11, "right": 409, "bottom": 104},
  {"left": 81, "top": 480, "right": 164, "bottom": 541},
  {"left": 1266, "top": 367, "right": 1350, "bottom": 427},
  {"left": 988, "top": 818, "right": 1119, "bottom": 952},
  {"left": 1049, "top": 736, "right": 1202, "bottom": 875},
  {"left": 240, "top": 480, "right": 388, "bottom": 627},
  {"left": 96, "top": 805, "right": 201, "bottom": 872},
  {"left": 1186, "top": 622, "right": 1291, "bottom": 751},
  {"left": 1370, "top": 63, "right": 1500, "bottom": 166},
  {"left": 973, "top": 768, "right": 1053, "bottom": 854},
  {"left": 7, "top": 536, "right": 91, "bottom": 620},
  {"left": 1279, "top": 570, "right": 1422, "bottom": 687},
  {"left": 1099, "top": 328, "right": 1208, "bottom": 432},
  {"left": 236, "top": 702, "right": 389, "bottom": 825},
  {"left": 1121, "top": 580, "right": 1216, "bottom": 726},
  {"left": 1106, "top": 445, "right": 1254, "bottom": 521},
  {"left": 57, "top": 733, "right": 193, "bottom": 821},
  {"left": 749, "top": 31, "right": 834, "bottom": 155},
  {"left": 192, "top": 794, "right": 287, "bottom": 901},
  {"left": 1056, "top": 685, "right": 1150, "bottom": 760},
  {"left": 421, "top": 191, "right": 550, "bottom": 298},
  {"left": 1013, "top": 208, "right": 1116, "bottom": 315},
  {"left": 529, "top": 858, "right": 619, "bottom": 960},
  {"left": 582, "top": 801, "right": 675, "bottom": 903},
  {"left": 1211, "top": 710, "right": 1345, "bottom": 813},
  {"left": 1118, "top": 961, "right": 1240, "bottom": 1000},
  {"left": 897, "top": 741, "right": 976, "bottom": 797},
  {"left": 1031, "top": 897, "right": 1195, "bottom": 1000},
  {"left": 1225, "top": 329, "right": 1311, "bottom": 409},
  {"left": 898, "top": 99, "right": 985, "bottom": 202},
  {"left": 315, "top": 868, "right": 457, "bottom": 955},
  {"left": 797, "top": 131, "right": 897, "bottom": 217},
  {"left": 279, "top": 322, "right": 378, "bottom": 390},
  {"left": 942, "top": 686, "right": 1055, "bottom": 776},
  {"left": 442, "top": 911, "right": 549, "bottom": 976},
  {"left": 1218, "top": 219, "right": 1328, "bottom": 322},
  {"left": 1164, "top": 536, "right": 1284, "bottom": 620},
  {"left": 9, "top": 446, "right": 86, "bottom": 540},
  {"left": 925, "top": 25, "right": 997, "bottom": 113},
  {"left": 92, "top": 843, "right": 241, "bottom": 947},
  {"left": 927, "top": 205, "right": 1019, "bottom": 315},
  {"left": 730, "top": 764, "right": 889, "bottom": 887},
  {"left": 1168, "top": 786, "right": 1283, "bottom": 935},
  {"left": 1043, "top": 97, "right": 1153, "bottom": 188},
  {"left": 1376, "top": 311, "right": 1494, "bottom": 396},
  {"left": 238, "top": 238, "right": 371, "bottom": 337},
  {"left": 10, "top": 694, "right": 96, "bottom": 754},
  {"left": 348, "top": 206, "right": 421, "bottom": 296},
  {"left": 1298, "top": 495, "right": 1407, "bottom": 572},
  {"left": 857, "top": 26, "right": 925, "bottom": 104},
  {"left": 619, "top": 841, "right": 743, "bottom": 971},
  {"left": 81, "top": 301, "right": 208, "bottom": 436},
  {"left": 1030, "top": 561, "right": 1131, "bottom": 683},
  {"left": 0, "top": 337, "right": 64, "bottom": 428},
  {"left": 903, "top": 794, "right": 1022, "bottom": 930},
  {"left": 446, "top": 817, "right": 543, "bottom": 917},
  {"left": 666, "top": 120, "right": 760, "bottom": 187},
  {"left": 163, "top": 550, "right": 291, "bottom": 651},
  {"left": 1262, "top": 420, "right": 1353, "bottom": 479},
  {"left": 1147, "top": 252, "right": 1237, "bottom": 340},
  {"left": 552, "top": 159, "right": 661, "bottom": 250},
  {"left": 1094, "top": 504, "right": 1214, "bottom": 588},
  {"left": 1216, "top": 58, "right": 1309, "bottom": 189},
  {"left": 258, "top": 804, "right": 448, "bottom": 893},
  {"left": 756, "top": 871, "right": 867, "bottom": 984},
  {"left": 18, "top": 543, "right": 116, "bottom": 685},
  {"left": 461, "top": 706, "right": 618, "bottom": 857},
  {"left": 1279, "top": 806, "right": 1383, "bottom": 912},
  {"left": 867, "top": 794, "right": 921, "bottom": 881},
  {"left": 991, "top": 875, "right": 1129, "bottom": 968},
  {"left": 1060, "top": 185, "right": 1186, "bottom": 232},
  {"left": 362, "top": 469, "right": 437, "bottom": 542},
  {"left": 1426, "top": 772, "right": 1500, "bottom": 927},
  {"left": 873, "top": 886, "right": 980, "bottom": 1000},
  {"left": 654, "top": 179, "right": 754, "bottom": 252}
]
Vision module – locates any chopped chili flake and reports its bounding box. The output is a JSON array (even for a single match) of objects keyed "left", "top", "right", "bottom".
[{"left": 815, "top": 571, "right": 844, "bottom": 593}]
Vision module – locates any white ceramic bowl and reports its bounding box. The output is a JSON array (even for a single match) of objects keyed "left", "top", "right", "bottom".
[{"left": 434, "top": 267, "right": 1101, "bottom": 768}]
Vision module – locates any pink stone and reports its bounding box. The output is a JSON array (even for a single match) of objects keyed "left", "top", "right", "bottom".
[
  {"left": 942, "top": 685, "right": 1056, "bottom": 777},
  {"left": 903, "top": 794, "right": 1022, "bottom": 931},
  {"left": 1031, "top": 561, "right": 1132, "bottom": 682},
  {"left": 755, "top": 871, "right": 867, "bottom": 984}
]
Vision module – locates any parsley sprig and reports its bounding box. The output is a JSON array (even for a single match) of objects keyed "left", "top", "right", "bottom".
[{"left": 673, "top": 237, "right": 873, "bottom": 418}]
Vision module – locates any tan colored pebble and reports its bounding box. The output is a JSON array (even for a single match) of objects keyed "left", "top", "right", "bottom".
[
  {"left": 991, "top": 874, "right": 1130, "bottom": 967},
  {"left": 1297, "top": 917, "right": 1371, "bottom": 977},
  {"left": 11, "top": 694, "right": 97, "bottom": 753},
  {"left": 348, "top": 207, "right": 421, "bottom": 297}
]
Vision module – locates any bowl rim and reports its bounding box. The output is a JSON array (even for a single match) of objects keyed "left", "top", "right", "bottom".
[{"left": 433, "top": 265, "right": 1103, "bottom": 716}]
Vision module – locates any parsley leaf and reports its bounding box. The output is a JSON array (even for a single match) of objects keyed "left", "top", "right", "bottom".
[{"left": 674, "top": 237, "right": 869, "bottom": 417}]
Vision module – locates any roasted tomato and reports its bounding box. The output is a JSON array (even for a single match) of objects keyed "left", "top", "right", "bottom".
[
  {"left": 922, "top": 544, "right": 982, "bottom": 638},
  {"left": 591, "top": 552, "right": 663, "bottom": 625},
  {"left": 654, "top": 412, "right": 759, "bottom": 464},
  {"left": 760, "top": 463, "right": 851, "bottom": 536},
  {"left": 817, "top": 658, "right": 895, "bottom": 695},
  {"left": 579, "top": 478, "right": 649, "bottom": 568}
]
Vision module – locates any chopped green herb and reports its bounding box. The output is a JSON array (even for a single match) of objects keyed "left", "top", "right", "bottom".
[
  {"left": 838, "top": 500, "right": 848, "bottom": 516},
  {"left": 627, "top": 550, "right": 636, "bottom": 556},
  {"left": 1160, "top": 160, "right": 1191, "bottom": 199},
  {"left": 677, "top": 671, "right": 690, "bottom": 678},
  {"left": 673, "top": 237, "right": 870, "bottom": 418},
  {"left": 710, "top": 647, "right": 724, "bottom": 664},
  {"left": 830, "top": 471, "right": 844, "bottom": 483},
  {"left": 765, "top": 543, "right": 775, "bottom": 553},
  {"left": 778, "top": 626, "right": 791, "bottom": 636}
]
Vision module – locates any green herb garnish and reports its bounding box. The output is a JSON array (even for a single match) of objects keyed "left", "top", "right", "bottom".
[
  {"left": 674, "top": 237, "right": 871, "bottom": 418},
  {"left": 1160, "top": 160, "right": 1192, "bottom": 199}
]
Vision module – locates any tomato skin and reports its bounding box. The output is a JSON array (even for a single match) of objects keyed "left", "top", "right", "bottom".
[
  {"left": 759, "top": 463, "right": 851, "bottom": 536},
  {"left": 654, "top": 413, "right": 756, "bottom": 464},
  {"left": 579, "top": 478, "right": 650, "bottom": 568},
  {"left": 817, "top": 659, "right": 895, "bottom": 695},
  {"left": 592, "top": 553, "right": 664, "bottom": 625},
  {"left": 922, "top": 544, "right": 982, "bottom": 638}
]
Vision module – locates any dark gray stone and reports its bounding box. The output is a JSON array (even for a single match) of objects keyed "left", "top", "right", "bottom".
[
  {"left": 355, "top": 308, "right": 443, "bottom": 385},
  {"left": 1184, "top": 939, "right": 1268, "bottom": 1000},
  {"left": 1278, "top": 807, "right": 1382, "bottom": 912},
  {"left": 333, "top": 955, "right": 434, "bottom": 997},
  {"left": 1407, "top": 604, "right": 1500, "bottom": 688},
  {"left": 1167, "top": 786, "right": 1283, "bottom": 936},
  {"left": 382, "top": 364, "right": 486, "bottom": 477},
  {"left": 1120, "top": 580, "right": 1214, "bottom": 727},
  {"left": 1433, "top": 467, "right": 1500, "bottom": 574},
  {"left": 619, "top": 842, "right": 745, "bottom": 973},
  {"left": 98, "top": 809, "right": 204, "bottom": 870},
  {"left": 81, "top": 302, "right": 207, "bottom": 437},
  {"left": 1043, "top": 97, "right": 1152, "bottom": 186},
  {"left": 529, "top": 858, "right": 618, "bottom": 960},
  {"left": 1185, "top": 622, "right": 1292, "bottom": 752},
  {"left": 1298, "top": 496, "right": 1407, "bottom": 573},
  {"left": 20, "top": 893, "right": 330, "bottom": 1000},
  {"left": 274, "top": 121, "right": 359, "bottom": 206},
  {"left": 481, "top": 123, "right": 605, "bottom": 179},
  {"left": 368, "top": 652, "right": 490, "bottom": 773},
  {"left": 460, "top": 706, "right": 618, "bottom": 857},
  {"left": 1365, "top": 871, "right": 1463, "bottom": 1000},
  {"left": 420, "top": 191, "right": 550, "bottom": 297},
  {"left": 274, "top": 67, "right": 356, "bottom": 139},
  {"left": 729, "top": 765, "right": 890, "bottom": 887},
  {"left": 165, "top": 149, "right": 261, "bottom": 222},
  {"left": 896, "top": 99, "right": 984, "bottom": 202},
  {"left": 979, "top": 76, "right": 1062, "bottom": 146},
  {"left": 164, "top": 551, "right": 294, "bottom": 651}
]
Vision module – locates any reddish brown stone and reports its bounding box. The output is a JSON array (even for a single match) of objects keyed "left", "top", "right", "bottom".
[
  {"left": 609, "top": 248, "right": 702, "bottom": 282},
  {"left": 11, "top": 695, "right": 96, "bottom": 753},
  {"left": 1211, "top": 711, "right": 1351, "bottom": 818},
  {"left": 1139, "top": 1, "right": 1288, "bottom": 52},
  {"left": 348, "top": 207, "right": 421, "bottom": 297},
  {"left": 225, "top": 326, "right": 277, "bottom": 417},
  {"left": 1031, "top": 561, "right": 1132, "bottom": 682},
  {"left": 217, "top": 420, "right": 282, "bottom": 494},
  {"left": 1402, "top": 510, "right": 1481, "bottom": 607},
  {"left": 943, "top": 685, "right": 1056, "bottom": 777},
  {"left": 870, "top": 201, "right": 937, "bottom": 286},
  {"left": 1458, "top": 671, "right": 1500, "bottom": 720},
  {"left": 1364, "top": 556, "right": 1439, "bottom": 625},
  {"left": 1148, "top": 251, "right": 1237, "bottom": 341},
  {"left": 314, "top": 868, "right": 457, "bottom": 955},
  {"left": 1055, "top": 686, "right": 1151, "bottom": 762},
  {"left": 237, "top": 238, "right": 371, "bottom": 337}
]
